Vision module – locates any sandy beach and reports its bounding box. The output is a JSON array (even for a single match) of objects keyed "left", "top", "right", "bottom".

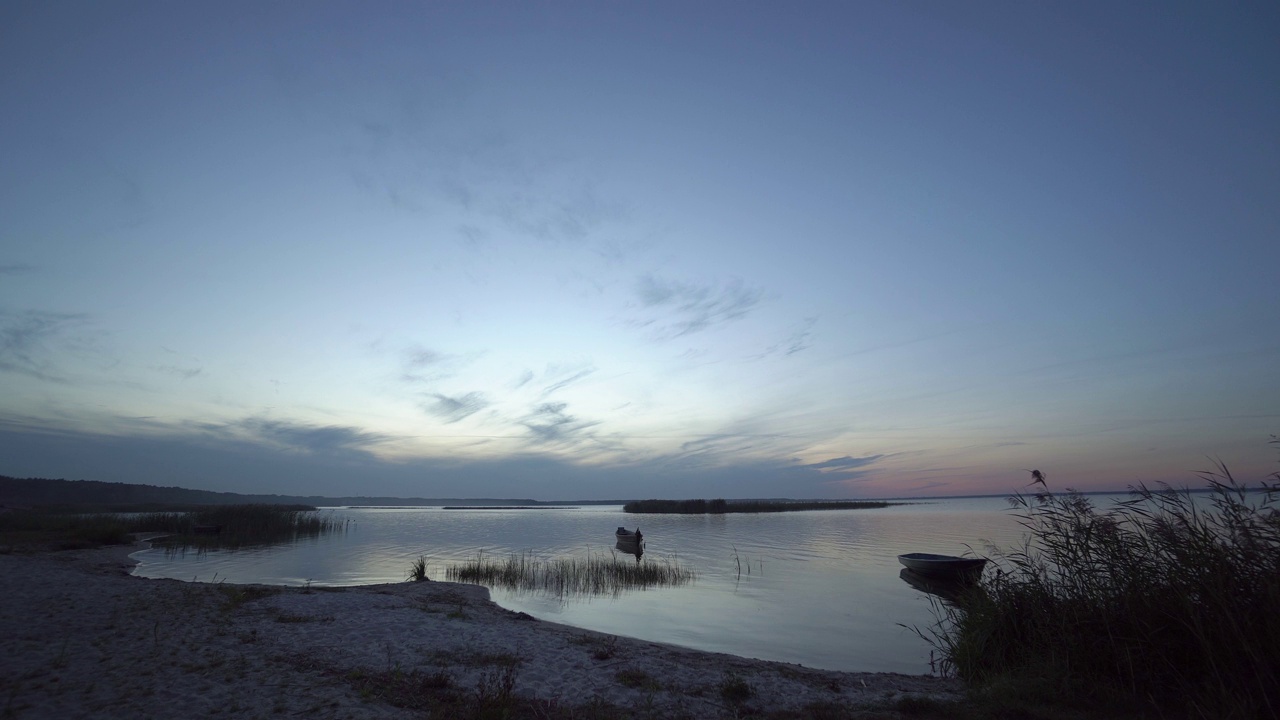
[{"left": 0, "top": 538, "right": 960, "bottom": 719}]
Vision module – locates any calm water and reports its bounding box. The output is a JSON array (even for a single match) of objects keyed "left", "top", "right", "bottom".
[{"left": 131, "top": 497, "right": 1028, "bottom": 673}]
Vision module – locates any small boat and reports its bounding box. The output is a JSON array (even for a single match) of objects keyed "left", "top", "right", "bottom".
[
  {"left": 615, "top": 526, "right": 643, "bottom": 543},
  {"left": 897, "top": 552, "right": 987, "bottom": 581}
]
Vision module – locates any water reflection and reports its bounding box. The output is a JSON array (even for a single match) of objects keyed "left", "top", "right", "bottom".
[
  {"left": 614, "top": 539, "right": 644, "bottom": 561},
  {"left": 898, "top": 568, "right": 969, "bottom": 605},
  {"left": 131, "top": 499, "right": 1027, "bottom": 673}
]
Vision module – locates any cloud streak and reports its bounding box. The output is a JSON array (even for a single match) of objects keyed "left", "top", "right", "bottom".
[
  {"left": 0, "top": 310, "right": 90, "bottom": 382},
  {"left": 633, "top": 275, "right": 763, "bottom": 339},
  {"left": 221, "top": 417, "right": 391, "bottom": 457},
  {"left": 803, "top": 455, "right": 886, "bottom": 472},
  {"left": 538, "top": 365, "right": 596, "bottom": 397},
  {"left": 423, "top": 392, "right": 489, "bottom": 423},
  {"left": 521, "top": 402, "right": 599, "bottom": 446}
]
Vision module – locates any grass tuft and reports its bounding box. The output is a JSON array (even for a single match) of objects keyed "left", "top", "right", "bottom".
[
  {"left": 615, "top": 668, "right": 661, "bottom": 691},
  {"left": 407, "top": 555, "right": 430, "bottom": 582},
  {"left": 719, "top": 672, "right": 754, "bottom": 706}
]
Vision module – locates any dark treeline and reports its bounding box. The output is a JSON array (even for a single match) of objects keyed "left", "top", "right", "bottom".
[
  {"left": 0, "top": 475, "right": 622, "bottom": 511},
  {"left": 623, "top": 498, "right": 894, "bottom": 514}
]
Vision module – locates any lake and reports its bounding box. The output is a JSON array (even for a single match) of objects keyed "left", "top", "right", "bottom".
[{"left": 131, "top": 496, "right": 1030, "bottom": 674}]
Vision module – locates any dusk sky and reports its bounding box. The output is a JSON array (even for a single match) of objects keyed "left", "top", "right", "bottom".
[{"left": 2, "top": 2, "right": 1278, "bottom": 499}]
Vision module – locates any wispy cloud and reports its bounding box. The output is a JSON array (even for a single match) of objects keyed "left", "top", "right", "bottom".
[
  {"left": 152, "top": 346, "right": 203, "bottom": 381},
  {"left": 521, "top": 402, "right": 599, "bottom": 445},
  {"left": 491, "top": 186, "right": 626, "bottom": 244},
  {"left": 398, "top": 345, "right": 477, "bottom": 385},
  {"left": 539, "top": 365, "right": 596, "bottom": 397},
  {"left": 748, "top": 316, "right": 818, "bottom": 361},
  {"left": 227, "top": 417, "right": 390, "bottom": 456},
  {"left": 780, "top": 317, "right": 817, "bottom": 356},
  {"left": 423, "top": 392, "right": 489, "bottom": 423},
  {"left": 633, "top": 275, "right": 763, "bottom": 339},
  {"left": 277, "top": 46, "right": 628, "bottom": 248},
  {"left": 803, "top": 454, "right": 886, "bottom": 472},
  {"left": 406, "top": 347, "right": 444, "bottom": 368},
  {"left": 511, "top": 370, "right": 534, "bottom": 389},
  {"left": 0, "top": 264, "right": 37, "bottom": 275},
  {"left": 674, "top": 431, "right": 797, "bottom": 468},
  {"left": 0, "top": 310, "right": 89, "bottom": 382},
  {"left": 154, "top": 365, "right": 202, "bottom": 380}
]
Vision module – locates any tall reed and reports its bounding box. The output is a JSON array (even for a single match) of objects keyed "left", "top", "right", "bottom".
[
  {"left": 134, "top": 505, "right": 347, "bottom": 551},
  {"left": 929, "top": 459, "right": 1280, "bottom": 718},
  {"left": 446, "top": 550, "right": 695, "bottom": 598},
  {"left": 0, "top": 510, "right": 133, "bottom": 549}
]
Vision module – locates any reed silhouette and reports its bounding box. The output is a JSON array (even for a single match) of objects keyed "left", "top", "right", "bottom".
[{"left": 924, "top": 446, "right": 1280, "bottom": 718}]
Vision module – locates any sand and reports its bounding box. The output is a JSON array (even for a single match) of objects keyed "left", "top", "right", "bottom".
[{"left": 0, "top": 538, "right": 960, "bottom": 718}]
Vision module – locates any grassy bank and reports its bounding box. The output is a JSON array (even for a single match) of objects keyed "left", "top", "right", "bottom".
[
  {"left": 444, "top": 550, "right": 695, "bottom": 598},
  {"left": 926, "top": 460, "right": 1280, "bottom": 719},
  {"left": 623, "top": 498, "right": 894, "bottom": 514}
]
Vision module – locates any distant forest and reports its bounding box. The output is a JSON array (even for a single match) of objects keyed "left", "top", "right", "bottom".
[
  {"left": 623, "top": 498, "right": 896, "bottom": 514},
  {"left": 0, "top": 475, "right": 620, "bottom": 512}
]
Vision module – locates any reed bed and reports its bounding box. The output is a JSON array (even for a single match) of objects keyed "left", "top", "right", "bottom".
[
  {"left": 623, "top": 498, "right": 892, "bottom": 514},
  {"left": 133, "top": 504, "right": 348, "bottom": 551},
  {"left": 445, "top": 550, "right": 696, "bottom": 598},
  {"left": 0, "top": 510, "right": 134, "bottom": 549},
  {"left": 927, "top": 460, "right": 1280, "bottom": 719}
]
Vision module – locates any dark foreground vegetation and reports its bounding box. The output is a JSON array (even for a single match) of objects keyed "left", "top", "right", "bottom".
[
  {"left": 0, "top": 504, "right": 345, "bottom": 552},
  {"left": 623, "top": 498, "right": 894, "bottom": 514},
  {"left": 923, "top": 451, "right": 1280, "bottom": 720}
]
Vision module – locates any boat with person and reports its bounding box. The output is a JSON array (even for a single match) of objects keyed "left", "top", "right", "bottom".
[
  {"left": 897, "top": 552, "right": 987, "bottom": 581},
  {"left": 615, "top": 526, "right": 643, "bottom": 543}
]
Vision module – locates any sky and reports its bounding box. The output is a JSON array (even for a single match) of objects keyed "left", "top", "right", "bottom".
[{"left": 2, "top": 1, "right": 1278, "bottom": 500}]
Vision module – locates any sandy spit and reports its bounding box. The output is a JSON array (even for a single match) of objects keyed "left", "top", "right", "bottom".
[{"left": 0, "top": 539, "right": 959, "bottom": 719}]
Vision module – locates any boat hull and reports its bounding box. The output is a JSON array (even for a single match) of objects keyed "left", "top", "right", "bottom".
[{"left": 897, "top": 553, "right": 987, "bottom": 581}]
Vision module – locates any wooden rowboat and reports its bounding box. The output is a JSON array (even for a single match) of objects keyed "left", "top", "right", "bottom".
[
  {"left": 897, "top": 552, "right": 986, "bottom": 581},
  {"left": 615, "top": 526, "right": 642, "bottom": 541}
]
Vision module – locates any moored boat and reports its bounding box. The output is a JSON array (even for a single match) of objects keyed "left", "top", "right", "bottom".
[
  {"left": 615, "top": 526, "right": 643, "bottom": 543},
  {"left": 897, "top": 552, "right": 987, "bottom": 581}
]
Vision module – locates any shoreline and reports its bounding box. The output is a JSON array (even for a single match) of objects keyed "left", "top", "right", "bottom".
[{"left": 1, "top": 538, "right": 960, "bottom": 719}]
